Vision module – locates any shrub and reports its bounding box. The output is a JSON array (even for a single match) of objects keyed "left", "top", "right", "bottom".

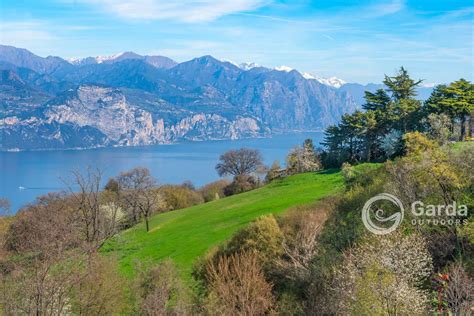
[
  {"left": 193, "top": 215, "right": 283, "bottom": 291},
  {"left": 341, "top": 162, "right": 355, "bottom": 184},
  {"left": 277, "top": 198, "right": 337, "bottom": 284},
  {"left": 205, "top": 251, "right": 274, "bottom": 315},
  {"left": 223, "top": 174, "right": 259, "bottom": 196},
  {"left": 4, "top": 193, "right": 81, "bottom": 257},
  {"left": 159, "top": 185, "right": 204, "bottom": 210},
  {"left": 225, "top": 215, "right": 283, "bottom": 269},
  {"left": 199, "top": 179, "right": 230, "bottom": 202},
  {"left": 134, "top": 259, "right": 189, "bottom": 315},
  {"left": 70, "top": 255, "right": 126, "bottom": 315},
  {"left": 444, "top": 262, "right": 473, "bottom": 315},
  {"left": 0, "top": 251, "right": 125, "bottom": 315},
  {"left": 331, "top": 232, "right": 433, "bottom": 315}
]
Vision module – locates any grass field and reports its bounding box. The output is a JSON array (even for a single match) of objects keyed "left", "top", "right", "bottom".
[
  {"left": 451, "top": 140, "right": 474, "bottom": 151},
  {"left": 102, "top": 169, "right": 344, "bottom": 277}
]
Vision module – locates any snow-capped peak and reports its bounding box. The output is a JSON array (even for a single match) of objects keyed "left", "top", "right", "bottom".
[
  {"left": 315, "top": 76, "right": 346, "bottom": 88},
  {"left": 274, "top": 65, "right": 294, "bottom": 72},
  {"left": 301, "top": 72, "right": 317, "bottom": 80},
  {"left": 95, "top": 52, "right": 125, "bottom": 64},
  {"left": 66, "top": 57, "right": 81, "bottom": 64},
  {"left": 239, "top": 62, "right": 260, "bottom": 70},
  {"left": 220, "top": 58, "right": 240, "bottom": 67},
  {"left": 299, "top": 71, "right": 347, "bottom": 88},
  {"left": 66, "top": 52, "right": 126, "bottom": 65}
]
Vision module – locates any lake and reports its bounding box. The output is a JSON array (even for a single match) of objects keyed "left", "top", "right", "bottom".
[{"left": 0, "top": 132, "right": 324, "bottom": 213}]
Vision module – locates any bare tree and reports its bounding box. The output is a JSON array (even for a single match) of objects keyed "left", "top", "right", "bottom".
[
  {"left": 444, "top": 262, "right": 473, "bottom": 315},
  {"left": 66, "top": 168, "right": 120, "bottom": 248},
  {"left": 117, "top": 167, "right": 159, "bottom": 232},
  {"left": 1, "top": 190, "right": 124, "bottom": 315},
  {"left": 4, "top": 193, "right": 81, "bottom": 257},
  {"left": 1, "top": 195, "right": 84, "bottom": 315},
  {"left": 278, "top": 200, "right": 335, "bottom": 281},
  {"left": 206, "top": 251, "right": 274, "bottom": 315},
  {"left": 215, "top": 148, "right": 263, "bottom": 177},
  {"left": 135, "top": 259, "right": 189, "bottom": 315}
]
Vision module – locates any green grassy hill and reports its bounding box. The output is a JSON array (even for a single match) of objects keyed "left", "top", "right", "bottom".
[{"left": 102, "top": 169, "right": 344, "bottom": 277}]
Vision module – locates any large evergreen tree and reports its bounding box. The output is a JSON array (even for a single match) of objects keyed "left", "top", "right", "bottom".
[{"left": 425, "top": 79, "right": 474, "bottom": 140}]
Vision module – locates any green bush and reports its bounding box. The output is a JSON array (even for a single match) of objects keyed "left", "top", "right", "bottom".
[
  {"left": 199, "top": 179, "right": 230, "bottom": 202},
  {"left": 159, "top": 185, "right": 204, "bottom": 210}
]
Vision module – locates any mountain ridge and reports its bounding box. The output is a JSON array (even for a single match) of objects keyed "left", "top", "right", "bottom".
[{"left": 0, "top": 45, "right": 433, "bottom": 151}]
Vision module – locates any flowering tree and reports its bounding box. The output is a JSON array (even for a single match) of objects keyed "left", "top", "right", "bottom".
[{"left": 332, "top": 231, "right": 433, "bottom": 315}]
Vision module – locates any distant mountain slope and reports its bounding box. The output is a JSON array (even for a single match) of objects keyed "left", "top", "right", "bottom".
[
  {"left": 68, "top": 51, "right": 177, "bottom": 69},
  {"left": 0, "top": 45, "right": 430, "bottom": 151},
  {"left": 0, "top": 45, "right": 74, "bottom": 75},
  {"left": 1, "top": 83, "right": 268, "bottom": 150}
]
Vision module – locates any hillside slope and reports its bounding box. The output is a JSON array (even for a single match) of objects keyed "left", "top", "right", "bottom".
[{"left": 102, "top": 170, "right": 344, "bottom": 277}]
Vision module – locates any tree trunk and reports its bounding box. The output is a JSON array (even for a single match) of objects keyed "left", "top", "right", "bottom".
[
  {"left": 460, "top": 115, "right": 466, "bottom": 141},
  {"left": 145, "top": 217, "right": 149, "bottom": 232},
  {"left": 469, "top": 111, "right": 474, "bottom": 139},
  {"left": 349, "top": 138, "right": 354, "bottom": 161},
  {"left": 366, "top": 140, "right": 371, "bottom": 162}
]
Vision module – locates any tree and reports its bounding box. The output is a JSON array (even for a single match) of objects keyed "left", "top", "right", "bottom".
[
  {"left": 265, "top": 160, "right": 283, "bottom": 182},
  {"left": 215, "top": 148, "right": 263, "bottom": 177},
  {"left": 277, "top": 201, "right": 333, "bottom": 282},
  {"left": 384, "top": 67, "right": 423, "bottom": 133},
  {"left": 444, "top": 262, "right": 473, "bottom": 315},
  {"left": 321, "top": 125, "right": 348, "bottom": 166},
  {"left": 159, "top": 184, "right": 203, "bottom": 210},
  {"left": 332, "top": 232, "right": 432, "bottom": 315},
  {"left": 104, "top": 178, "right": 120, "bottom": 193},
  {"left": 135, "top": 260, "right": 189, "bottom": 315},
  {"left": 67, "top": 168, "right": 120, "bottom": 248},
  {"left": 386, "top": 132, "right": 465, "bottom": 206},
  {"left": 384, "top": 66, "right": 423, "bottom": 101},
  {"left": 286, "top": 139, "right": 322, "bottom": 174},
  {"left": 425, "top": 79, "right": 474, "bottom": 140},
  {"left": 199, "top": 179, "right": 230, "bottom": 202},
  {"left": 426, "top": 113, "right": 454, "bottom": 145},
  {"left": 117, "top": 167, "right": 159, "bottom": 232},
  {"left": 223, "top": 174, "right": 259, "bottom": 196},
  {"left": 205, "top": 251, "right": 274, "bottom": 315}
]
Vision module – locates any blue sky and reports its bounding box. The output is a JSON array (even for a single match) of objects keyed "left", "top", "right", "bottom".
[{"left": 1, "top": 0, "right": 472, "bottom": 83}]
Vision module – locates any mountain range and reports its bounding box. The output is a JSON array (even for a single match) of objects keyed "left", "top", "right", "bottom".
[{"left": 0, "top": 45, "right": 433, "bottom": 151}]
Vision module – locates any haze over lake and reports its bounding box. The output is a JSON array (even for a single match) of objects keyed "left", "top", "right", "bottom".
[{"left": 1, "top": 132, "right": 323, "bottom": 212}]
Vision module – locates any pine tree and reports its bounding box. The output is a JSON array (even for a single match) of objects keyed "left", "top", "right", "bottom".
[{"left": 425, "top": 79, "right": 474, "bottom": 140}]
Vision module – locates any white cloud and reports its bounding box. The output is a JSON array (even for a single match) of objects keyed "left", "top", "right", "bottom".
[
  {"left": 0, "top": 21, "right": 57, "bottom": 48},
  {"left": 78, "top": 0, "right": 270, "bottom": 22}
]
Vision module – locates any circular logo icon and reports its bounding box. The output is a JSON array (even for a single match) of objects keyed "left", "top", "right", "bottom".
[{"left": 362, "top": 193, "right": 404, "bottom": 235}]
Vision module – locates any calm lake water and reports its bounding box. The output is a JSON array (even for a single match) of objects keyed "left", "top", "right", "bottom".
[{"left": 0, "top": 132, "right": 324, "bottom": 213}]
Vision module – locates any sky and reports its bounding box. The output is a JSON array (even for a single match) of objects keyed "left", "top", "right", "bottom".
[{"left": 0, "top": 0, "right": 473, "bottom": 84}]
